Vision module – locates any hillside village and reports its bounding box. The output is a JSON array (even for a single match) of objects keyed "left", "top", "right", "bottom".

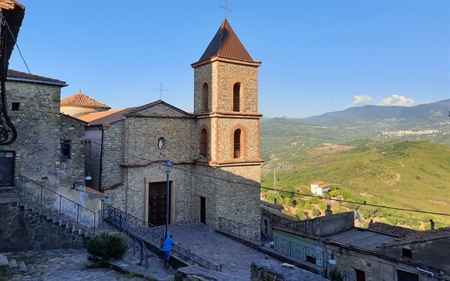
[{"left": 1, "top": 1, "right": 450, "bottom": 281}]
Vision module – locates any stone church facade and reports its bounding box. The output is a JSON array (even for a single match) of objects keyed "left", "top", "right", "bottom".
[{"left": 61, "top": 19, "right": 263, "bottom": 230}]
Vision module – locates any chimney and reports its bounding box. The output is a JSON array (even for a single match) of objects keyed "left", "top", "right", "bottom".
[{"left": 325, "top": 204, "right": 332, "bottom": 216}]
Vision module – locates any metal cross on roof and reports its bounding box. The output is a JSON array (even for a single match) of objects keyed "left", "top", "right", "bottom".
[
  {"left": 154, "top": 82, "right": 168, "bottom": 100},
  {"left": 220, "top": 0, "right": 232, "bottom": 19}
]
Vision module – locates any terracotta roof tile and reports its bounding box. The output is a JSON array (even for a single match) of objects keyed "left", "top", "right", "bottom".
[
  {"left": 380, "top": 226, "right": 450, "bottom": 247},
  {"left": 7, "top": 69, "right": 67, "bottom": 86},
  {"left": 196, "top": 19, "right": 257, "bottom": 64},
  {"left": 61, "top": 90, "right": 110, "bottom": 109},
  {"left": 77, "top": 109, "right": 126, "bottom": 123},
  {"left": 368, "top": 222, "right": 417, "bottom": 238}
]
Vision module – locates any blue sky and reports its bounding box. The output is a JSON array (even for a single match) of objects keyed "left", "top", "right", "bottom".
[{"left": 8, "top": 0, "right": 449, "bottom": 118}]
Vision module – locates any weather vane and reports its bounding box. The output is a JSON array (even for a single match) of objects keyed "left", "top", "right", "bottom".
[{"left": 220, "top": 0, "right": 232, "bottom": 19}]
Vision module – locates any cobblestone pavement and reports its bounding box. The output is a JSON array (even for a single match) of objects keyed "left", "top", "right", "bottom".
[
  {"left": 4, "top": 224, "right": 276, "bottom": 281},
  {"left": 4, "top": 249, "right": 166, "bottom": 281},
  {"left": 163, "top": 224, "right": 276, "bottom": 278}
]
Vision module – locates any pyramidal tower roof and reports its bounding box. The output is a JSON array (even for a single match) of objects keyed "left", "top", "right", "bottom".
[
  {"left": 60, "top": 90, "right": 110, "bottom": 109},
  {"left": 193, "top": 19, "right": 261, "bottom": 67}
]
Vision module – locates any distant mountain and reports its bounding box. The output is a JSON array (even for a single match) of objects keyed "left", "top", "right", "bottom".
[
  {"left": 261, "top": 99, "right": 449, "bottom": 150},
  {"left": 278, "top": 99, "right": 449, "bottom": 128}
]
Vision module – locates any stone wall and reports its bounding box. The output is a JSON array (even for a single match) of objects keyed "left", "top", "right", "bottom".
[
  {"left": 284, "top": 211, "right": 354, "bottom": 237},
  {"left": 193, "top": 165, "right": 261, "bottom": 230},
  {"left": 1, "top": 81, "right": 63, "bottom": 186},
  {"left": 250, "top": 260, "right": 327, "bottom": 281},
  {"left": 0, "top": 202, "right": 88, "bottom": 252},
  {"left": 59, "top": 114, "right": 86, "bottom": 185}
]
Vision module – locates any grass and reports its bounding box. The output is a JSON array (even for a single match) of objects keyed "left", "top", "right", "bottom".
[{"left": 261, "top": 140, "right": 450, "bottom": 229}]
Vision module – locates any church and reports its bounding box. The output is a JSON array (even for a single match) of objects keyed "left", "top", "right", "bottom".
[{"left": 61, "top": 19, "right": 264, "bottom": 230}]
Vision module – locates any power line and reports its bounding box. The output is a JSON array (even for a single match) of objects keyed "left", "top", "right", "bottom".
[
  {"left": 86, "top": 137, "right": 450, "bottom": 218},
  {"left": 261, "top": 186, "right": 450, "bottom": 217}
]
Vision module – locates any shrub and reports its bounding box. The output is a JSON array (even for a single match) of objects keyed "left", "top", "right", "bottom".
[
  {"left": 329, "top": 268, "right": 344, "bottom": 281},
  {"left": 87, "top": 232, "right": 129, "bottom": 265}
]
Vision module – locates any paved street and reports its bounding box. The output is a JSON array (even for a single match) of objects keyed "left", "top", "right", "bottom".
[{"left": 4, "top": 224, "right": 277, "bottom": 280}]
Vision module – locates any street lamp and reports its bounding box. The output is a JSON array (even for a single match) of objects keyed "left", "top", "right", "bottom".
[{"left": 164, "top": 160, "right": 173, "bottom": 239}]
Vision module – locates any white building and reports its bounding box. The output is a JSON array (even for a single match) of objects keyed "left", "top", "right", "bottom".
[{"left": 311, "top": 181, "right": 329, "bottom": 196}]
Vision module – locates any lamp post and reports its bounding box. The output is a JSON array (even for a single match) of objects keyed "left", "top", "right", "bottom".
[{"left": 164, "top": 160, "right": 173, "bottom": 240}]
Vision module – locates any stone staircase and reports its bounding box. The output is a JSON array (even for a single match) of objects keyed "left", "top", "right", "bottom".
[
  {"left": 19, "top": 201, "right": 96, "bottom": 239},
  {"left": 0, "top": 253, "right": 36, "bottom": 277}
]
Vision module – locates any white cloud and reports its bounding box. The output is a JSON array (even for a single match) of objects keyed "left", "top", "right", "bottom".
[
  {"left": 347, "top": 95, "right": 373, "bottom": 108},
  {"left": 379, "top": 95, "right": 414, "bottom": 106}
]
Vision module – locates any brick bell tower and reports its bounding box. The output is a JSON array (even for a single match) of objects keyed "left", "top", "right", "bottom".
[{"left": 191, "top": 19, "right": 263, "bottom": 229}]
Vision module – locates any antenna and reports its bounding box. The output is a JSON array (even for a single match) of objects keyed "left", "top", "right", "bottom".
[
  {"left": 355, "top": 209, "right": 362, "bottom": 222},
  {"left": 154, "top": 83, "right": 168, "bottom": 100}
]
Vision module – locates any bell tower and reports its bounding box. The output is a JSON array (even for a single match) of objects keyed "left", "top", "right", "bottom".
[
  {"left": 191, "top": 19, "right": 263, "bottom": 229},
  {"left": 192, "top": 18, "right": 262, "bottom": 166}
]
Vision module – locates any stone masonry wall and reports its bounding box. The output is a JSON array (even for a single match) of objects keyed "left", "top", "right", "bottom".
[
  {"left": 59, "top": 115, "right": 86, "bottom": 185},
  {"left": 0, "top": 203, "right": 88, "bottom": 252},
  {"left": 1, "top": 81, "right": 63, "bottom": 186},
  {"left": 193, "top": 164, "right": 261, "bottom": 230}
]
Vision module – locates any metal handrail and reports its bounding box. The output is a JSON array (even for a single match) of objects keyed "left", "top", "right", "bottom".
[
  {"left": 218, "top": 216, "right": 261, "bottom": 241},
  {"left": 103, "top": 204, "right": 222, "bottom": 272},
  {"left": 16, "top": 176, "right": 96, "bottom": 233}
]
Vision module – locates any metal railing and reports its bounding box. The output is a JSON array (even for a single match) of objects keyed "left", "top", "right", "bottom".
[
  {"left": 218, "top": 217, "right": 261, "bottom": 241},
  {"left": 103, "top": 204, "right": 222, "bottom": 272},
  {"left": 172, "top": 244, "right": 222, "bottom": 272},
  {"left": 128, "top": 233, "right": 152, "bottom": 269},
  {"left": 17, "top": 176, "right": 96, "bottom": 232}
]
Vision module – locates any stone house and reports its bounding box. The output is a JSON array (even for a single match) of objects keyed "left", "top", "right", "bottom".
[
  {"left": 271, "top": 212, "right": 450, "bottom": 281},
  {"left": 1, "top": 70, "right": 86, "bottom": 187},
  {"left": 62, "top": 19, "right": 263, "bottom": 231}
]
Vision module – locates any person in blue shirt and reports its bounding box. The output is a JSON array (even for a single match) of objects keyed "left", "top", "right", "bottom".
[{"left": 162, "top": 235, "right": 176, "bottom": 268}]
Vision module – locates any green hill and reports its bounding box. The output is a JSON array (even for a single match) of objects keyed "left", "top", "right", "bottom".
[{"left": 260, "top": 139, "right": 450, "bottom": 230}]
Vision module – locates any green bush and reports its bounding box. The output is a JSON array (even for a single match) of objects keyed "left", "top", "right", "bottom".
[
  {"left": 87, "top": 232, "right": 129, "bottom": 265},
  {"left": 329, "top": 268, "right": 344, "bottom": 281}
]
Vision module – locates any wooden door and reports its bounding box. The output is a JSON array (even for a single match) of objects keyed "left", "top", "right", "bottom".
[
  {"left": 0, "top": 152, "right": 14, "bottom": 186},
  {"left": 148, "top": 181, "right": 170, "bottom": 226}
]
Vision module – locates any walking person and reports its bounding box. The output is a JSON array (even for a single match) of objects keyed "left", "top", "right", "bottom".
[{"left": 162, "top": 234, "right": 176, "bottom": 268}]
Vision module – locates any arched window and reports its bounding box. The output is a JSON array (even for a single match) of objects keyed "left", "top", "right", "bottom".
[
  {"left": 202, "top": 83, "right": 209, "bottom": 112},
  {"left": 199, "top": 129, "right": 207, "bottom": 157},
  {"left": 233, "top": 83, "right": 240, "bottom": 112},
  {"left": 233, "top": 129, "right": 241, "bottom": 158}
]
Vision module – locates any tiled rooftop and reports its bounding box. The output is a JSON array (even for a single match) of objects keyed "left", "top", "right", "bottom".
[
  {"left": 196, "top": 19, "right": 256, "bottom": 64},
  {"left": 367, "top": 222, "right": 417, "bottom": 238},
  {"left": 7, "top": 69, "right": 67, "bottom": 86},
  {"left": 61, "top": 91, "right": 110, "bottom": 110},
  {"left": 380, "top": 226, "right": 450, "bottom": 247}
]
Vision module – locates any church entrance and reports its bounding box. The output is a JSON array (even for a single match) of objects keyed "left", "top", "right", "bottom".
[
  {"left": 148, "top": 181, "right": 171, "bottom": 226},
  {"left": 0, "top": 151, "right": 14, "bottom": 186}
]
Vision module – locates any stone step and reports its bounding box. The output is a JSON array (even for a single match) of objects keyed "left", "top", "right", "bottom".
[
  {"left": 8, "top": 258, "right": 18, "bottom": 269},
  {"left": 27, "top": 263, "right": 36, "bottom": 274},
  {"left": 0, "top": 254, "right": 8, "bottom": 266},
  {"left": 0, "top": 254, "right": 36, "bottom": 276},
  {"left": 17, "top": 260, "right": 27, "bottom": 272}
]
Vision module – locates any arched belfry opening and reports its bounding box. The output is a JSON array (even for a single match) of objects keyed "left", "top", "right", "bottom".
[
  {"left": 233, "top": 82, "right": 240, "bottom": 112},
  {"left": 202, "top": 83, "right": 209, "bottom": 112},
  {"left": 233, "top": 129, "right": 241, "bottom": 158},
  {"left": 199, "top": 128, "right": 208, "bottom": 158}
]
